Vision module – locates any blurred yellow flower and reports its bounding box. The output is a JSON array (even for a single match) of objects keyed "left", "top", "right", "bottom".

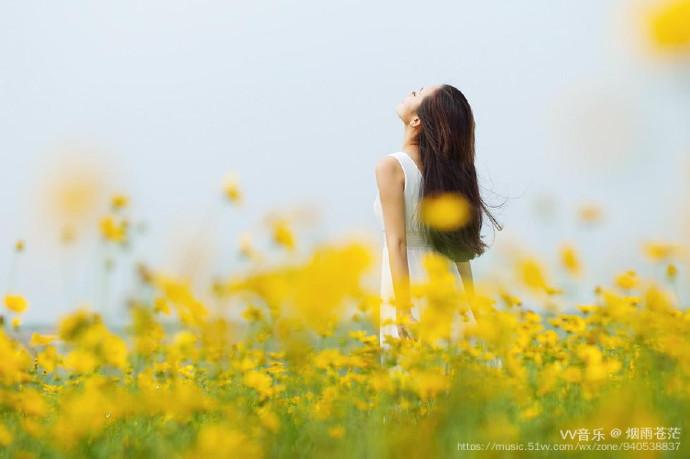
[
  {"left": 30, "top": 333, "right": 57, "bottom": 347},
  {"left": 4, "top": 294, "right": 28, "bottom": 313},
  {"left": 258, "top": 408, "right": 280, "bottom": 433},
  {"left": 577, "top": 203, "right": 603, "bottom": 224},
  {"left": 100, "top": 215, "right": 127, "bottom": 243},
  {"left": 519, "top": 402, "right": 541, "bottom": 420},
  {"left": 271, "top": 218, "right": 296, "bottom": 250},
  {"left": 37, "top": 345, "right": 59, "bottom": 373},
  {"left": 328, "top": 425, "right": 345, "bottom": 439},
  {"left": 419, "top": 192, "right": 470, "bottom": 231},
  {"left": 46, "top": 172, "right": 104, "bottom": 220},
  {"left": 647, "top": 0, "right": 690, "bottom": 51},
  {"left": 222, "top": 172, "right": 243, "bottom": 205},
  {"left": 559, "top": 243, "right": 582, "bottom": 276},
  {"left": 14, "top": 240, "right": 25, "bottom": 252},
  {"left": 643, "top": 241, "right": 681, "bottom": 261},
  {"left": 242, "top": 305, "right": 264, "bottom": 322},
  {"left": 517, "top": 258, "right": 549, "bottom": 292},
  {"left": 57, "top": 308, "right": 100, "bottom": 342},
  {"left": 615, "top": 270, "right": 638, "bottom": 290},
  {"left": 190, "top": 423, "right": 262, "bottom": 459},
  {"left": 153, "top": 297, "right": 171, "bottom": 315},
  {"left": 576, "top": 304, "right": 598, "bottom": 314},
  {"left": 0, "top": 423, "right": 12, "bottom": 447},
  {"left": 666, "top": 263, "right": 678, "bottom": 280},
  {"left": 0, "top": 331, "right": 32, "bottom": 384},
  {"left": 243, "top": 370, "right": 273, "bottom": 399},
  {"left": 60, "top": 225, "right": 77, "bottom": 245},
  {"left": 238, "top": 231, "right": 261, "bottom": 260},
  {"left": 562, "top": 366, "right": 582, "bottom": 383},
  {"left": 499, "top": 289, "right": 522, "bottom": 308},
  {"left": 412, "top": 370, "right": 450, "bottom": 401},
  {"left": 111, "top": 194, "right": 129, "bottom": 210},
  {"left": 549, "top": 314, "right": 586, "bottom": 334},
  {"left": 644, "top": 284, "right": 675, "bottom": 313},
  {"left": 62, "top": 349, "right": 99, "bottom": 374}
]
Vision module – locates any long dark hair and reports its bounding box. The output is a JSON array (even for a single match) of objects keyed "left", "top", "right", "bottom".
[{"left": 415, "top": 84, "right": 503, "bottom": 262}]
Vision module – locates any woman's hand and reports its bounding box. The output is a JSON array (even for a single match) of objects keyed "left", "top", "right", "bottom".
[{"left": 396, "top": 309, "right": 417, "bottom": 340}]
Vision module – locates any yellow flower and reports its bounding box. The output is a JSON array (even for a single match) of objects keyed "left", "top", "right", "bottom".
[
  {"left": 30, "top": 333, "right": 57, "bottom": 347},
  {"left": 499, "top": 289, "right": 522, "bottom": 308},
  {"left": 37, "top": 345, "right": 59, "bottom": 373},
  {"left": 549, "top": 314, "right": 585, "bottom": 334},
  {"left": 177, "top": 364, "right": 195, "bottom": 379},
  {"left": 191, "top": 423, "right": 262, "bottom": 459},
  {"left": 15, "top": 240, "right": 25, "bottom": 252},
  {"left": 15, "top": 388, "right": 48, "bottom": 417},
  {"left": 537, "top": 362, "right": 562, "bottom": 396},
  {"left": 644, "top": 284, "right": 675, "bottom": 313},
  {"left": 222, "top": 173, "right": 243, "bottom": 204},
  {"left": 561, "top": 366, "right": 582, "bottom": 383},
  {"left": 242, "top": 305, "right": 264, "bottom": 322},
  {"left": 666, "top": 263, "right": 677, "bottom": 281},
  {"left": 615, "top": 270, "right": 638, "bottom": 290},
  {"left": 4, "top": 294, "right": 29, "bottom": 313},
  {"left": 57, "top": 308, "right": 100, "bottom": 342},
  {"left": 63, "top": 349, "right": 99, "bottom": 374},
  {"left": 328, "top": 425, "right": 345, "bottom": 439},
  {"left": 519, "top": 402, "right": 541, "bottom": 420},
  {"left": 0, "top": 423, "right": 12, "bottom": 447},
  {"left": 577, "top": 344, "right": 603, "bottom": 365},
  {"left": 102, "top": 334, "right": 129, "bottom": 369},
  {"left": 271, "top": 218, "right": 296, "bottom": 250},
  {"left": 42, "top": 156, "right": 107, "bottom": 223},
  {"left": 559, "top": 243, "right": 582, "bottom": 276},
  {"left": 258, "top": 408, "right": 280, "bottom": 433},
  {"left": 238, "top": 231, "right": 261, "bottom": 260},
  {"left": 647, "top": 0, "right": 690, "bottom": 52},
  {"left": 517, "top": 258, "right": 549, "bottom": 292},
  {"left": 536, "top": 330, "right": 559, "bottom": 347},
  {"left": 577, "top": 203, "right": 603, "bottom": 224},
  {"left": 412, "top": 370, "right": 450, "bottom": 401},
  {"left": 243, "top": 370, "right": 273, "bottom": 399},
  {"left": 0, "top": 330, "right": 32, "bottom": 384},
  {"left": 643, "top": 241, "right": 680, "bottom": 262},
  {"left": 111, "top": 194, "right": 129, "bottom": 210},
  {"left": 99, "top": 215, "right": 127, "bottom": 243},
  {"left": 153, "top": 297, "right": 171, "bottom": 315},
  {"left": 419, "top": 192, "right": 470, "bottom": 231},
  {"left": 60, "top": 225, "right": 77, "bottom": 244},
  {"left": 576, "top": 304, "right": 598, "bottom": 314}
]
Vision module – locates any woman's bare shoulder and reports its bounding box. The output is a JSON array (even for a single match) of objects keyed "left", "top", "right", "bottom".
[{"left": 374, "top": 154, "right": 402, "bottom": 178}]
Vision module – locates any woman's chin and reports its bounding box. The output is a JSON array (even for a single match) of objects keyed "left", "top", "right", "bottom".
[{"left": 394, "top": 104, "right": 405, "bottom": 121}]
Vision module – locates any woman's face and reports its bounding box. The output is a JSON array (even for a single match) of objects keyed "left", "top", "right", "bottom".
[{"left": 395, "top": 85, "right": 440, "bottom": 126}]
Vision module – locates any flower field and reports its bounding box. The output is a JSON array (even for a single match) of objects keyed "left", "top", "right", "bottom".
[{"left": 1, "top": 180, "right": 689, "bottom": 459}]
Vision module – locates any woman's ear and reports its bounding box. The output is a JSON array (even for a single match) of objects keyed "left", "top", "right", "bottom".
[{"left": 410, "top": 116, "right": 420, "bottom": 128}]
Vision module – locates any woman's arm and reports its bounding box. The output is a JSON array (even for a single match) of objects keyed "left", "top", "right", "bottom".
[
  {"left": 455, "top": 260, "right": 475, "bottom": 309},
  {"left": 375, "top": 157, "right": 413, "bottom": 336}
]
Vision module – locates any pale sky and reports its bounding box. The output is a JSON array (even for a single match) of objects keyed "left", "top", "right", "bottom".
[{"left": 1, "top": 0, "right": 689, "bottom": 324}]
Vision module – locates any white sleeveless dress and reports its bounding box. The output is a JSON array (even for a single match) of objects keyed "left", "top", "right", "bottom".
[{"left": 373, "top": 151, "right": 474, "bottom": 347}]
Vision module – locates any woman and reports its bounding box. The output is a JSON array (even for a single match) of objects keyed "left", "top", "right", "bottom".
[{"left": 373, "top": 84, "right": 502, "bottom": 347}]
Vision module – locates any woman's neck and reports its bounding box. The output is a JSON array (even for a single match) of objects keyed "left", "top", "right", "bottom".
[
  {"left": 402, "top": 123, "right": 421, "bottom": 158},
  {"left": 401, "top": 123, "right": 424, "bottom": 168},
  {"left": 400, "top": 143, "right": 423, "bottom": 174},
  {"left": 401, "top": 141, "right": 421, "bottom": 163}
]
